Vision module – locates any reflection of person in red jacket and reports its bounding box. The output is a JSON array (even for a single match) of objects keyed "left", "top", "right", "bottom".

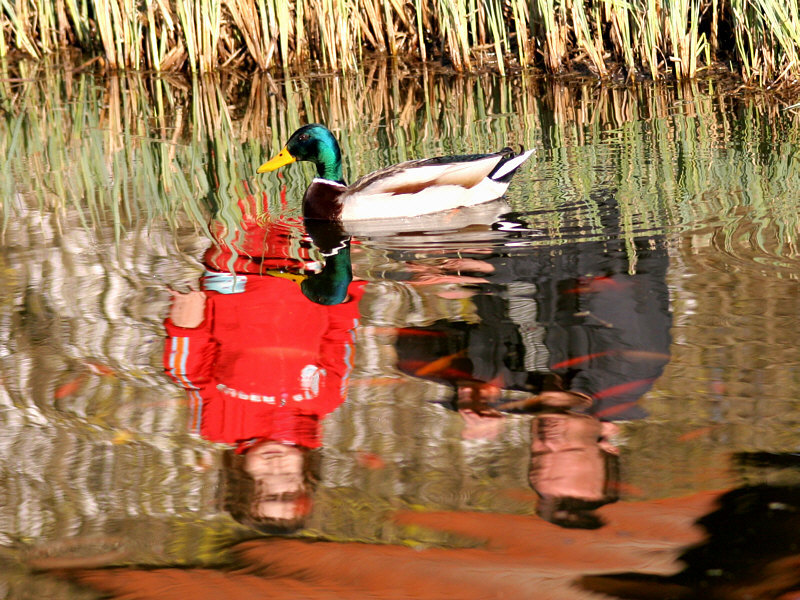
[{"left": 164, "top": 192, "right": 363, "bottom": 532}]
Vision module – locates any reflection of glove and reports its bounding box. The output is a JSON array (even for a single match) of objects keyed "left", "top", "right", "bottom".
[{"left": 167, "top": 289, "right": 207, "bottom": 328}]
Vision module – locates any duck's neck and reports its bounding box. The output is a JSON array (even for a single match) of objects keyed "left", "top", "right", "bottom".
[{"left": 314, "top": 144, "right": 345, "bottom": 184}]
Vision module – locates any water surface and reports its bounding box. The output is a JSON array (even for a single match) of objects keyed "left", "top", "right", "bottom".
[{"left": 2, "top": 66, "right": 800, "bottom": 598}]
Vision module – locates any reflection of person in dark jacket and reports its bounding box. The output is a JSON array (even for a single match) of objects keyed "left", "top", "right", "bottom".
[
  {"left": 164, "top": 193, "right": 363, "bottom": 533},
  {"left": 397, "top": 232, "right": 671, "bottom": 529}
]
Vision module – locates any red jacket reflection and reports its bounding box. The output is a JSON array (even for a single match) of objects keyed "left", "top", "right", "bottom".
[{"left": 163, "top": 195, "right": 362, "bottom": 452}]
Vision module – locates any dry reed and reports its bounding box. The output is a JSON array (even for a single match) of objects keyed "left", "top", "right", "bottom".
[{"left": 1, "top": 0, "right": 800, "bottom": 84}]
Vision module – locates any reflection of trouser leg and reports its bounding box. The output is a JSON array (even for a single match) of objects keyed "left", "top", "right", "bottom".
[{"left": 506, "top": 282, "right": 549, "bottom": 372}]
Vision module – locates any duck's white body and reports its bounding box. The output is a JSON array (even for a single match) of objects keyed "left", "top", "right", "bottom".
[{"left": 311, "top": 149, "right": 535, "bottom": 222}]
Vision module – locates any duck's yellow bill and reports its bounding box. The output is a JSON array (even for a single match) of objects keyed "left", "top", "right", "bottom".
[{"left": 257, "top": 147, "right": 296, "bottom": 173}]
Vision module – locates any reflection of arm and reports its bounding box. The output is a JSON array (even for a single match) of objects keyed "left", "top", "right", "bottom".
[
  {"left": 552, "top": 273, "right": 671, "bottom": 420},
  {"left": 163, "top": 295, "right": 219, "bottom": 393},
  {"left": 313, "top": 282, "right": 365, "bottom": 416}
]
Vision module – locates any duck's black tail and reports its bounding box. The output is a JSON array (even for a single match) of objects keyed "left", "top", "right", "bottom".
[{"left": 489, "top": 147, "right": 535, "bottom": 183}]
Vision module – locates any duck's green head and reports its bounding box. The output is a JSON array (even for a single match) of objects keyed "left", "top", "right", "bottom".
[{"left": 257, "top": 124, "right": 344, "bottom": 183}]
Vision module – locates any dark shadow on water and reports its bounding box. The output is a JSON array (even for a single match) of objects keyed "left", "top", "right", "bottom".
[{"left": 579, "top": 455, "right": 800, "bottom": 600}]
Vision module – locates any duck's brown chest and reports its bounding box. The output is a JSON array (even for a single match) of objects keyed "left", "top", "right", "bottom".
[{"left": 303, "top": 180, "right": 345, "bottom": 221}]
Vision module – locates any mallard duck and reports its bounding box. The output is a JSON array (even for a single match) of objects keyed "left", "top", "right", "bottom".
[{"left": 257, "top": 124, "right": 534, "bottom": 222}]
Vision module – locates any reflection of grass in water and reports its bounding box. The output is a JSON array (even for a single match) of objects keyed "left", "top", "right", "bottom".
[
  {"left": 4, "top": 67, "right": 800, "bottom": 260},
  {"left": 306, "top": 383, "right": 536, "bottom": 547}
]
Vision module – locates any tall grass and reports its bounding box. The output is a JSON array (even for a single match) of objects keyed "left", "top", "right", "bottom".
[{"left": 1, "top": 0, "right": 800, "bottom": 84}]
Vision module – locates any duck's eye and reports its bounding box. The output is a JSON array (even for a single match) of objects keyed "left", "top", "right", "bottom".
[{"left": 298, "top": 133, "right": 309, "bottom": 142}]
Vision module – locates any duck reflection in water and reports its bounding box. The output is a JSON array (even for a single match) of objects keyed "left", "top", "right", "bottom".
[
  {"left": 163, "top": 191, "right": 363, "bottom": 533},
  {"left": 397, "top": 226, "right": 671, "bottom": 529}
]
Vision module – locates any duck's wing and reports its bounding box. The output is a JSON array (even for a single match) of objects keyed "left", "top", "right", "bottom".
[
  {"left": 348, "top": 151, "right": 511, "bottom": 196},
  {"left": 340, "top": 148, "right": 533, "bottom": 221}
]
